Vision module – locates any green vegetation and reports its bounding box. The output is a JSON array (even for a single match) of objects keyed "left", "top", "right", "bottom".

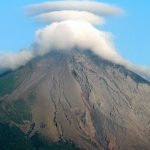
[
  {"left": 9, "top": 93, "right": 36, "bottom": 123},
  {"left": 0, "top": 92, "right": 36, "bottom": 124},
  {"left": 0, "top": 61, "right": 34, "bottom": 98},
  {"left": 31, "top": 133, "right": 81, "bottom": 150},
  {"left": 0, "top": 123, "right": 81, "bottom": 150},
  {"left": 0, "top": 123, "right": 34, "bottom": 150},
  {"left": 0, "top": 72, "right": 18, "bottom": 97},
  {"left": 7, "top": 99, "right": 33, "bottom": 124},
  {"left": 27, "top": 92, "right": 36, "bottom": 104}
]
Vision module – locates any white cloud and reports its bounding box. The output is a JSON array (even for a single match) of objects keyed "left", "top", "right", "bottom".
[
  {"left": 33, "top": 20, "right": 150, "bottom": 81},
  {"left": 126, "top": 63, "right": 150, "bottom": 81},
  {"left": 36, "top": 10, "right": 105, "bottom": 25},
  {"left": 0, "top": 50, "right": 33, "bottom": 72},
  {"left": 34, "top": 20, "right": 123, "bottom": 63},
  {"left": 0, "top": 1, "right": 149, "bottom": 81},
  {"left": 27, "top": 1, "right": 124, "bottom": 17},
  {"left": 0, "top": 1, "right": 124, "bottom": 74},
  {"left": 0, "top": 20, "right": 150, "bottom": 81}
]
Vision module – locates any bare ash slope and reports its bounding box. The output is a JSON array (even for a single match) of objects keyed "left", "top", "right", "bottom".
[{"left": 0, "top": 50, "right": 150, "bottom": 150}]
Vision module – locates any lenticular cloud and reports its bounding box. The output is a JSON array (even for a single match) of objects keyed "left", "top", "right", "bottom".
[
  {"left": 27, "top": 1, "right": 124, "bottom": 16},
  {"left": 1, "top": 1, "right": 124, "bottom": 72},
  {"left": 35, "top": 10, "right": 105, "bottom": 25},
  {"left": 27, "top": 1, "right": 124, "bottom": 25}
]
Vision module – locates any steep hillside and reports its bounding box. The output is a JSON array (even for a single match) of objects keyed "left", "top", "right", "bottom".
[{"left": 0, "top": 50, "right": 150, "bottom": 150}]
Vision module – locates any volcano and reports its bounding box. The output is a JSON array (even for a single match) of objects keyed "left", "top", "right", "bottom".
[{"left": 0, "top": 50, "right": 150, "bottom": 150}]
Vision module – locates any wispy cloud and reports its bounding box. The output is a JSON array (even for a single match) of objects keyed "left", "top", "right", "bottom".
[
  {"left": 0, "top": 50, "right": 33, "bottom": 72},
  {"left": 27, "top": 1, "right": 124, "bottom": 16},
  {"left": 35, "top": 10, "right": 105, "bottom": 25},
  {"left": 27, "top": 1, "right": 124, "bottom": 25}
]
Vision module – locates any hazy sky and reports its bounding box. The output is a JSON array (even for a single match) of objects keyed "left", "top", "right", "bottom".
[{"left": 0, "top": 0, "right": 149, "bottom": 66}]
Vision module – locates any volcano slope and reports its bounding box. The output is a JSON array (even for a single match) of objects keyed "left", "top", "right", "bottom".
[{"left": 0, "top": 50, "right": 150, "bottom": 150}]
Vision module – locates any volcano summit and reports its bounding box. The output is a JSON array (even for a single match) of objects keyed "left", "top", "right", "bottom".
[{"left": 0, "top": 50, "right": 150, "bottom": 150}]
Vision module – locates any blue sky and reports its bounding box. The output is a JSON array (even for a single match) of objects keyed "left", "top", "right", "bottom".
[{"left": 0, "top": 0, "right": 149, "bottom": 66}]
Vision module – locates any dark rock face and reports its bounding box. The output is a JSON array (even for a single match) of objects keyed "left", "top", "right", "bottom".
[{"left": 0, "top": 50, "right": 150, "bottom": 150}]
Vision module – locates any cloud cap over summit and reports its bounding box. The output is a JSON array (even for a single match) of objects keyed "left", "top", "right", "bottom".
[{"left": 0, "top": 0, "right": 150, "bottom": 81}]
